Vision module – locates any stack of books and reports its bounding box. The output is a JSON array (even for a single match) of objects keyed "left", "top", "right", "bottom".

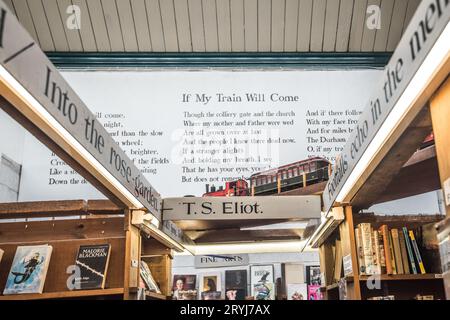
[{"left": 355, "top": 223, "right": 426, "bottom": 275}]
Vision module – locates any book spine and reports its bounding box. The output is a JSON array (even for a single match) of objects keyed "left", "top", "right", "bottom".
[
  {"left": 409, "top": 230, "right": 426, "bottom": 274},
  {"left": 391, "top": 229, "right": 404, "bottom": 274},
  {"left": 377, "top": 232, "right": 387, "bottom": 274},
  {"left": 355, "top": 226, "right": 366, "bottom": 274},
  {"left": 380, "top": 225, "right": 393, "bottom": 274},
  {"left": 373, "top": 230, "right": 382, "bottom": 274},
  {"left": 360, "top": 223, "right": 375, "bottom": 275},
  {"left": 398, "top": 229, "right": 410, "bottom": 274},
  {"left": 388, "top": 230, "right": 397, "bottom": 274},
  {"left": 403, "top": 227, "right": 418, "bottom": 274}
]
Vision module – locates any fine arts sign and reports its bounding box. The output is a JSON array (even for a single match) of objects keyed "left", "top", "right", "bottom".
[
  {"left": 323, "top": 0, "right": 450, "bottom": 213},
  {"left": 0, "top": 1, "right": 162, "bottom": 220}
]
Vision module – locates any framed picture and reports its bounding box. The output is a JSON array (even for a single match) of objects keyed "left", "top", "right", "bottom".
[
  {"left": 306, "top": 265, "right": 321, "bottom": 285},
  {"left": 287, "top": 283, "right": 308, "bottom": 300},
  {"left": 199, "top": 273, "right": 222, "bottom": 299},
  {"left": 225, "top": 269, "right": 247, "bottom": 300},
  {"left": 250, "top": 265, "right": 275, "bottom": 300},
  {"left": 172, "top": 274, "right": 197, "bottom": 300},
  {"left": 307, "top": 284, "right": 322, "bottom": 300}
]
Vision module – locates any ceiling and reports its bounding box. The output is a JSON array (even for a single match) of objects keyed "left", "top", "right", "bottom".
[{"left": 4, "top": 0, "right": 421, "bottom": 53}]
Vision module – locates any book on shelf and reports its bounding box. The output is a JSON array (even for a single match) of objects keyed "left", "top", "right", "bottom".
[
  {"left": 372, "top": 230, "right": 382, "bottom": 274},
  {"left": 388, "top": 229, "right": 397, "bottom": 274},
  {"left": 74, "top": 244, "right": 111, "bottom": 290},
  {"left": 3, "top": 244, "right": 53, "bottom": 295},
  {"left": 140, "top": 261, "right": 161, "bottom": 293},
  {"left": 356, "top": 223, "right": 429, "bottom": 276},
  {"left": 334, "top": 239, "right": 343, "bottom": 282},
  {"left": 398, "top": 230, "right": 410, "bottom": 274},
  {"left": 355, "top": 226, "right": 366, "bottom": 274},
  {"left": 360, "top": 223, "right": 376, "bottom": 274},
  {"left": 409, "top": 230, "right": 426, "bottom": 274},
  {"left": 379, "top": 225, "right": 393, "bottom": 274},
  {"left": 403, "top": 227, "right": 418, "bottom": 274},
  {"left": 391, "top": 229, "right": 404, "bottom": 274}
]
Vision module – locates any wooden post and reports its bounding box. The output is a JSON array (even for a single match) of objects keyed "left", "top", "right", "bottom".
[
  {"left": 277, "top": 176, "right": 281, "bottom": 193},
  {"left": 302, "top": 172, "right": 307, "bottom": 187},
  {"left": 338, "top": 206, "right": 361, "bottom": 300},
  {"left": 430, "top": 77, "right": 450, "bottom": 217},
  {"left": 123, "top": 209, "right": 141, "bottom": 300}
]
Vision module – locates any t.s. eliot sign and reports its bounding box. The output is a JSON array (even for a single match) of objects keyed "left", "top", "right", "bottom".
[
  {"left": 0, "top": 1, "right": 161, "bottom": 219},
  {"left": 162, "top": 196, "right": 321, "bottom": 220},
  {"left": 323, "top": 0, "right": 450, "bottom": 213}
]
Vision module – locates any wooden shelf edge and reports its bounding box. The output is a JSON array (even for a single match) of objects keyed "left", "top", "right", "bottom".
[
  {"left": 145, "top": 291, "right": 168, "bottom": 300},
  {"left": 0, "top": 288, "right": 124, "bottom": 300},
  {"left": 348, "top": 273, "right": 443, "bottom": 282}
]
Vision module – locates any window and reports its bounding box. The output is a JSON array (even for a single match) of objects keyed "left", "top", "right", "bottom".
[
  {"left": 310, "top": 162, "right": 316, "bottom": 171},
  {"left": 293, "top": 168, "right": 298, "bottom": 176},
  {"left": 288, "top": 169, "right": 292, "bottom": 178}
]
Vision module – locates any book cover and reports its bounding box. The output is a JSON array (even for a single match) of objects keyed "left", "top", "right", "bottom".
[
  {"left": 74, "top": 244, "right": 111, "bottom": 290},
  {"left": 379, "top": 225, "right": 393, "bottom": 274},
  {"left": 3, "top": 244, "right": 53, "bottom": 295},
  {"left": 372, "top": 230, "right": 382, "bottom": 274},
  {"left": 391, "top": 229, "right": 404, "bottom": 274},
  {"left": 200, "top": 273, "right": 222, "bottom": 299},
  {"left": 287, "top": 283, "right": 307, "bottom": 300},
  {"left": 225, "top": 270, "right": 247, "bottom": 300},
  {"left": 360, "top": 223, "right": 375, "bottom": 274},
  {"left": 398, "top": 229, "right": 410, "bottom": 274},
  {"left": 307, "top": 284, "right": 322, "bottom": 300},
  {"left": 140, "top": 261, "right": 161, "bottom": 293},
  {"left": 403, "top": 227, "right": 418, "bottom": 274},
  {"left": 355, "top": 226, "right": 366, "bottom": 274},
  {"left": 172, "top": 274, "right": 196, "bottom": 300},
  {"left": 305, "top": 265, "right": 321, "bottom": 285},
  {"left": 409, "top": 230, "right": 426, "bottom": 274},
  {"left": 251, "top": 265, "right": 275, "bottom": 300}
]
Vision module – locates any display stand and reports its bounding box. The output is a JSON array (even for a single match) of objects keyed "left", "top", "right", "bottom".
[
  {"left": 0, "top": 200, "right": 174, "bottom": 300},
  {"left": 317, "top": 206, "right": 445, "bottom": 300}
]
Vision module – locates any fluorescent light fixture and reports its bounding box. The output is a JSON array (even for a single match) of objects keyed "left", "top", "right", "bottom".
[
  {"left": 190, "top": 240, "right": 311, "bottom": 255},
  {"left": 0, "top": 65, "right": 144, "bottom": 209},
  {"left": 240, "top": 221, "right": 309, "bottom": 231},
  {"left": 335, "top": 21, "right": 450, "bottom": 204}
]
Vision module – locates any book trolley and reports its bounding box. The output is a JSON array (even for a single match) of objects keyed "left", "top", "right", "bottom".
[{"left": 0, "top": 200, "right": 174, "bottom": 300}]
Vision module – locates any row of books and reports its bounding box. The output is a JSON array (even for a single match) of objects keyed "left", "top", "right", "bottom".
[
  {"left": 0, "top": 244, "right": 112, "bottom": 295},
  {"left": 355, "top": 223, "right": 426, "bottom": 275}
]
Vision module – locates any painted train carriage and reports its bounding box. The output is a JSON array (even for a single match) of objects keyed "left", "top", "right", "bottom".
[{"left": 250, "top": 157, "right": 331, "bottom": 196}]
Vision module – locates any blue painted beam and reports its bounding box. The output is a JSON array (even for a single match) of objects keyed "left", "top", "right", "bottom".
[{"left": 46, "top": 52, "right": 391, "bottom": 69}]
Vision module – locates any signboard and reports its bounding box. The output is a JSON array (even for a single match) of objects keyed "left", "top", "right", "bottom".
[
  {"left": 161, "top": 219, "right": 194, "bottom": 246},
  {"left": 194, "top": 254, "right": 249, "bottom": 268},
  {"left": 322, "top": 0, "right": 450, "bottom": 213},
  {"left": 162, "top": 196, "right": 321, "bottom": 220},
  {"left": 0, "top": 1, "right": 162, "bottom": 219}
]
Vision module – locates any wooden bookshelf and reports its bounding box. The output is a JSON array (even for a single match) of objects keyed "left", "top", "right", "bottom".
[
  {"left": 0, "top": 200, "right": 175, "bottom": 300},
  {"left": 317, "top": 207, "right": 446, "bottom": 300},
  {"left": 145, "top": 291, "right": 168, "bottom": 300},
  {"left": 0, "top": 288, "right": 124, "bottom": 300}
]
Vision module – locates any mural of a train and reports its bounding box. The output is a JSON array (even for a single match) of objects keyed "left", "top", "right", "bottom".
[{"left": 203, "top": 157, "right": 331, "bottom": 197}]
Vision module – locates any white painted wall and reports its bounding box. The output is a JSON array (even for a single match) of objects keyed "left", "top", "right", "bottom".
[{"left": 172, "top": 251, "right": 319, "bottom": 299}]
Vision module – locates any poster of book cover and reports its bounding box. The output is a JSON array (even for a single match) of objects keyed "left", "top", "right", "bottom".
[
  {"left": 3, "top": 245, "right": 53, "bottom": 295},
  {"left": 200, "top": 273, "right": 222, "bottom": 299},
  {"left": 74, "top": 244, "right": 111, "bottom": 290},
  {"left": 306, "top": 265, "right": 321, "bottom": 285},
  {"left": 308, "top": 284, "right": 322, "bottom": 300},
  {"left": 287, "top": 283, "right": 307, "bottom": 300},
  {"left": 250, "top": 265, "right": 275, "bottom": 300},
  {"left": 225, "top": 270, "right": 247, "bottom": 300},
  {"left": 172, "top": 274, "right": 197, "bottom": 300}
]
